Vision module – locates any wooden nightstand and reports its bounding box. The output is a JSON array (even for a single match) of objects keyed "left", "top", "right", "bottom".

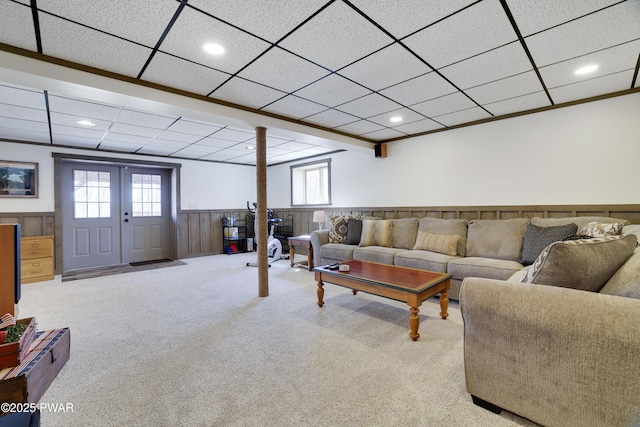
[
  {"left": 287, "top": 235, "right": 314, "bottom": 271},
  {"left": 21, "top": 236, "right": 54, "bottom": 284}
]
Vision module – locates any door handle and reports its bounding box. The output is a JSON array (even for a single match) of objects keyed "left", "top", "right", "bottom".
[{"left": 123, "top": 219, "right": 129, "bottom": 223}]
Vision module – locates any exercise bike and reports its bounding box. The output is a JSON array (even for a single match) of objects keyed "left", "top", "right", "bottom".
[{"left": 246, "top": 201, "right": 285, "bottom": 267}]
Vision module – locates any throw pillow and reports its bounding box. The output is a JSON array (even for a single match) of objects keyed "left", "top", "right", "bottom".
[
  {"left": 579, "top": 221, "right": 624, "bottom": 237},
  {"left": 521, "top": 234, "right": 637, "bottom": 292},
  {"left": 329, "top": 215, "right": 361, "bottom": 243},
  {"left": 600, "top": 248, "right": 640, "bottom": 298},
  {"left": 344, "top": 218, "right": 363, "bottom": 245},
  {"left": 413, "top": 231, "right": 459, "bottom": 256},
  {"left": 562, "top": 234, "right": 595, "bottom": 241},
  {"left": 359, "top": 219, "right": 393, "bottom": 247},
  {"left": 392, "top": 218, "right": 419, "bottom": 249},
  {"left": 520, "top": 223, "right": 578, "bottom": 265}
]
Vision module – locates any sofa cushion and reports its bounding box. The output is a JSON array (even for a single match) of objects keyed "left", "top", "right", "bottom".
[
  {"left": 344, "top": 218, "right": 363, "bottom": 245},
  {"left": 391, "top": 218, "right": 419, "bottom": 249},
  {"left": 319, "top": 243, "right": 357, "bottom": 262},
  {"left": 413, "top": 231, "right": 459, "bottom": 256},
  {"left": 359, "top": 219, "right": 393, "bottom": 247},
  {"left": 521, "top": 234, "right": 637, "bottom": 292},
  {"left": 600, "top": 248, "right": 640, "bottom": 299},
  {"left": 531, "top": 216, "right": 630, "bottom": 231},
  {"left": 394, "top": 250, "right": 459, "bottom": 273},
  {"left": 329, "top": 215, "right": 361, "bottom": 243},
  {"left": 353, "top": 246, "right": 404, "bottom": 265},
  {"left": 579, "top": 221, "right": 625, "bottom": 237},
  {"left": 520, "top": 223, "right": 578, "bottom": 265},
  {"left": 448, "top": 257, "right": 524, "bottom": 281},
  {"left": 622, "top": 224, "right": 640, "bottom": 243},
  {"left": 418, "top": 218, "right": 468, "bottom": 257},
  {"left": 466, "top": 218, "right": 529, "bottom": 261}
]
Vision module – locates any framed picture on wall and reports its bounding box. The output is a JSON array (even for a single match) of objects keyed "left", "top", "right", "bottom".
[{"left": 0, "top": 160, "right": 38, "bottom": 198}]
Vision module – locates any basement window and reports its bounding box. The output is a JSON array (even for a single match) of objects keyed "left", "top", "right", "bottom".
[{"left": 290, "top": 159, "right": 331, "bottom": 206}]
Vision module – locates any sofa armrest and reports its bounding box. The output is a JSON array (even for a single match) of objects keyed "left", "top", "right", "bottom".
[
  {"left": 460, "top": 277, "right": 640, "bottom": 427},
  {"left": 310, "top": 229, "right": 329, "bottom": 268}
]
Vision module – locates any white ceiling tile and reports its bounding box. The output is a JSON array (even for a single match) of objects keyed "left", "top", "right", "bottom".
[
  {"left": 265, "top": 136, "right": 291, "bottom": 147},
  {"left": 108, "top": 123, "right": 162, "bottom": 138},
  {"left": 188, "top": 0, "right": 328, "bottom": 43},
  {"left": 201, "top": 149, "right": 247, "bottom": 162},
  {"left": 279, "top": 1, "right": 394, "bottom": 71},
  {"left": 0, "top": 104, "right": 48, "bottom": 123},
  {"left": 159, "top": 6, "right": 270, "bottom": 75},
  {"left": 483, "top": 92, "right": 551, "bottom": 117},
  {"left": 238, "top": 47, "right": 330, "bottom": 93},
  {"left": 167, "top": 119, "right": 223, "bottom": 136},
  {"left": 266, "top": 147, "right": 291, "bottom": 157},
  {"left": 294, "top": 74, "right": 371, "bottom": 107},
  {"left": 539, "top": 41, "right": 640, "bottom": 89},
  {"left": 210, "top": 77, "right": 286, "bottom": 110},
  {"left": 0, "top": 124, "right": 50, "bottom": 144},
  {"left": 391, "top": 119, "right": 444, "bottom": 135},
  {"left": 39, "top": 14, "right": 152, "bottom": 77},
  {"left": 211, "top": 127, "right": 254, "bottom": 142},
  {"left": 154, "top": 130, "right": 202, "bottom": 144},
  {"left": 404, "top": 1, "right": 517, "bottom": 69},
  {"left": 525, "top": 1, "right": 640, "bottom": 67},
  {"left": 101, "top": 132, "right": 151, "bottom": 145},
  {"left": 360, "top": 128, "right": 407, "bottom": 141},
  {"left": 303, "top": 109, "right": 360, "bottom": 128},
  {"left": 380, "top": 72, "right": 457, "bottom": 106},
  {"left": 143, "top": 139, "right": 190, "bottom": 149},
  {"left": 508, "top": 0, "right": 622, "bottom": 37},
  {"left": 549, "top": 70, "right": 635, "bottom": 104},
  {"left": 197, "top": 138, "right": 240, "bottom": 149},
  {"left": 338, "top": 43, "right": 430, "bottom": 91},
  {"left": 434, "top": 107, "right": 492, "bottom": 127},
  {"left": 465, "top": 71, "right": 544, "bottom": 105},
  {"left": 0, "top": 84, "right": 45, "bottom": 110},
  {"left": 37, "top": 0, "right": 178, "bottom": 47},
  {"left": 411, "top": 92, "right": 476, "bottom": 118},
  {"left": 0, "top": 117, "right": 49, "bottom": 133},
  {"left": 170, "top": 149, "right": 209, "bottom": 159},
  {"left": 51, "top": 124, "right": 105, "bottom": 139},
  {"left": 97, "top": 140, "right": 144, "bottom": 151},
  {"left": 333, "top": 120, "right": 385, "bottom": 135},
  {"left": 137, "top": 146, "right": 179, "bottom": 156},
  {"left": 116, "top": 109, "right": 176, "bottom": 129},
  {"left": 440, "top": 42, "right": 532, "bottom": 90},
  {"left": 273, "top": 141, "right": 312, "bottom": 151},
  {"left": 53, "top": 136, "right": 101, "bottom": 149},
  {"left": 0, "top": 2, "right": 38, "bottom": 52},
  {"left": 367, "top": 108, "right": 426, "bottom": 127},
  {"left": 49, "top": 112, "right": 112, "bottom": 131},
  {"left": 48, "top": 95, "right": 120, "bottom": 121},
  {"left": 350, "top": 0, "right": 477, "bottom": 39},
  {"left": 174, "top": 144, "right": 218, "bottom": 154},
  {"left": 142, "top": 52, "right": 230, "bottom": 96},
  {"left": 261, "top": 96, "right": 327, "bottom": 120},
  {"left": 336, "top": 93, "right": 402, "bottom": 118}
]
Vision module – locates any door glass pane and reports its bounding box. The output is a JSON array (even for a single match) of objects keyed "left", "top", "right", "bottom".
[
  {"left": 74, "top": 169, "right": 111, "bottom": 218},
  {"left": 131, "top": 173, "right": 162, "bottom": 217}
]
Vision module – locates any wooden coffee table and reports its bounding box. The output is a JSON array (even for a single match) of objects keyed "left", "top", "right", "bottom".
[{"left": 314, "top": 260, "right": 451, "bottom": 341}]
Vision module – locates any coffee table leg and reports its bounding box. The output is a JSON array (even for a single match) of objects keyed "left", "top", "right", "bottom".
[
  {"left": 439, "top": 288, "right": 449, "bottom": 319},
  {"left": 317, "top": 280, "right": 324, "bottom": 307},
  {"left": 409, "top": 306, "right": 420, "bottom": 341}
]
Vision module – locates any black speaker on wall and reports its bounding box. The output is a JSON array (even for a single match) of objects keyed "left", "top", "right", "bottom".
[{"left": 374, "top": 143, "right": 387, "bottom": 158}]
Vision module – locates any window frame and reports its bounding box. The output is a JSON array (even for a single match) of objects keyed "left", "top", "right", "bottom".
[{"left": 290, "top": 158, "right": 332, "bottom": 207}]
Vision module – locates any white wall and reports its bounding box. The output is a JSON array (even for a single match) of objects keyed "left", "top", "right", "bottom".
[
  {"left": 0, "top": 141, "right": 256, "bottom": 213},
  {"left": 267, "top": 92, "right": 640, "bottom": 208}
]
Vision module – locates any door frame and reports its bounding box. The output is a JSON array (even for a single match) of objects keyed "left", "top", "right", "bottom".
[{"left": 53, "top": 153, "right": 181, "bottom": 275}]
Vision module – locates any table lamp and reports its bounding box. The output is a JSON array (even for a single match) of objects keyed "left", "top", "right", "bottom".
[{"left": 313, "top": 210, "right": 327, "bottom": 230}]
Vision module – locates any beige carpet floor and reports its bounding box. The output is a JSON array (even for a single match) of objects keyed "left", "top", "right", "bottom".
[{"left": 19, "top": 253, "right": 539, "bottom": 427}]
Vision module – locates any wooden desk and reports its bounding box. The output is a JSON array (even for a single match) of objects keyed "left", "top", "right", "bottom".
[{"left": 288, "top": 235, "right": 313, "bottom": 271}]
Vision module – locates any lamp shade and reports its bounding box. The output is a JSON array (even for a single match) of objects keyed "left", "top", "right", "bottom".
[{"left": 312, "top": 211, "right": 327, "bottom": 223}]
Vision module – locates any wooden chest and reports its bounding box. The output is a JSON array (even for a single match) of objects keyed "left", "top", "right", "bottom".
[
  {"left": 20, "top": 236, "right": 54, "bottom": 284},
  {"left": 0, "top": 328, "right": 70, "bottom": 407},
  {"left": 0, "top": 318, "right": 37, "bottom": 370}
]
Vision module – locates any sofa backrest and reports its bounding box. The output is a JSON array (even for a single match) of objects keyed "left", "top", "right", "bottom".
[
  {"left": 466, "top": 218, "right": 530, "bottom": 261},
  {"left": 531, "top": 216, "right": 630, "bottom": 233},
  {"left": 600, "top": 247, "right": 640, "bottom": 299},
  {"left": 418, "top": 217, "right": 468, "bottom": 256}
]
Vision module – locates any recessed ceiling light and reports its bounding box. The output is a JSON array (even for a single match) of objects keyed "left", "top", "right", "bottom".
[
  {"left": 203, "top": 43, "right": 225, "bottom": 55},
  {"left": 575, "top": 65, "right": 598, "bottom": 75},
  {"left": 246, "top": 145, "right": 255, "bottom": 150},
  {"left": 76, "top": 120, "right": 95, "bottom": 127},
  {"left": 390, "top": 116, "right": 403, "bottom": 123}
]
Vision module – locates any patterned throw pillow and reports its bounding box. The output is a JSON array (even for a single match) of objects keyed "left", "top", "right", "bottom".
[
  {"left": 579, "top": 221, "right": 624, "bottom": 237},
  {"left": 520, "top": 223, "right": 577, "bottom": 265},
  {"left": 329, "top": 215, "right": 361, "bottom": 243},
  {"left": 413, "top": 231, "right": 459, "bottom": 256},
  {"left": 359, "top": 219, "right": 393, "bottom": 247}
]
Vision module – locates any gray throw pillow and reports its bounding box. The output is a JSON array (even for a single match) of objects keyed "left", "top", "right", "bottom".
[
  {"left": 520, "top": 223, "right": 578, "bottom": 265},
  {"left": 344, "top": 219, "right": 362, "bottom": 245}
]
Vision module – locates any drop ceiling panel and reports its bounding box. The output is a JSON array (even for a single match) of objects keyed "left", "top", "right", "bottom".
[
  {"left": 142, "top": 52, "right": 230, "bottom": 96},
  {"left": 261, "top": 95, "right": 327, "bottom": 120},
  {"left": 138, "top": 146, "right": 180, "bottom": 156},
  {"left": 168, "top": 119, "right": 223, "bottom": 137},
  {"left": 52, "top": 136, "right": 100, "bottom": 149},
  {"left": 333, "top": 120, "right": 385, "bottom": 136},
  {"left": 303, "top": 109, "right": 359, "bottom": 128},
  {"left": 403, "top": 1, "right": 517, "bottom": 69},
  {"left": 440, "top": 42, "right": 533, "bottom": 90},
  {"left": 274, "top": 141, "right": 313, "bottom": 151},
  {"left": 143, "top": 139, "right": 191, "bottom": 150},
  {"left": 158, "top": 6, "right": 270, "bottom": 75},
  {"left": 549, "top": 70, "right": 635, "bottom": 104},
  {"left": 279, "top": 1, "right": 394, "bottom": 71},
  {"left": 193, "top": 138, "right": 238, "bottom": 149},
  {"left": 38, "top": 14, "right": 152, "bottom": 77},
  {"left": 109, "top": 123, "right": 161, "bottom": 138},
  {"left": 0, "top": 2, "right": 37, "bottom": 52},
  {"left": 49, "top": 112, "right": 111, "bottom": 131},
  {"left": 101, "top": 132, "right": 151, "bottom": 145},
  {"left": 0, "top": 104, "right": 48, "bottom": 123},
  {"left": 47, "top": 96, "right": 120, "bottom": 121},
  {"left": 0, "top": 127, "right": 49, "bottom": 144},
  {"left": 465, "top": 71, "right": 544, "bottom": 105},
  {"left": 508, "top": 0, "right": 623, "bottom": 37},
  {"left": 98, "top": 140, "right": 145, "bottom": 152},
  {"left": 0, "top": 84, "right": 45, "bottom": 109},
  {"left": 411, "top": 92, "right": 477, "bottom": 118},
  {"left": 294, "top": 74, "right": 372, "bottom": 108},
  {"left": 391, "top": 119, "right": 444, "bottom": 135},
  {"left": 265, "top": 136, "right": 291, "bottom": 147},
  {"left": 170, "top": 149, "right": 208, "bottom": 159},
  {"left": 154, "top": 131, "right": 202, "bottom": 144},
  {"left": 525, "top": 1, "right": 640, "bottom": 67},
  {"left": 379, "top": 72, "right": 457, "bottom": 107},
  {"left": 51, "top": 124, "right": 105, "bottom": 139},
  {"left": 211, "top": 128, "right": 254, "bottom": 142},
  {"left": 367, "top": 108, "right": 425, "bottom": 128},
  {"left": 338, "top": 43, "right": 430, "bottom": 91},
  {"left": 116, "top": 110, "right": 176, "bottom": 129},
  {"left": 37, "top": 0, "right": 177, "bottom": 47},
  {"left": 350, "top": 0, "right": 477, "bottom": 39},
  {"left": 201, "top": 149, "right": 247, "bottom": 162},
  {"left": 210, "top": 77, "right": 286, "bottom": 110},
  {"left": 0, "top": 117, "right": 49, "bottom": 134},
  {"left": 361, "top": 128, "right": 407, "bottom": 141},
  {"left": 483, "top": 91, "right": 550, "bottom": 117},
  {"left": 336, "top": 93, "right": 402, "bottom": 118},
  {"left": 434, "top": 107, "right": 492, "bottom": 127},
  {"left": 237, "top": 47, "right": 330, "bottom": 93}
]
